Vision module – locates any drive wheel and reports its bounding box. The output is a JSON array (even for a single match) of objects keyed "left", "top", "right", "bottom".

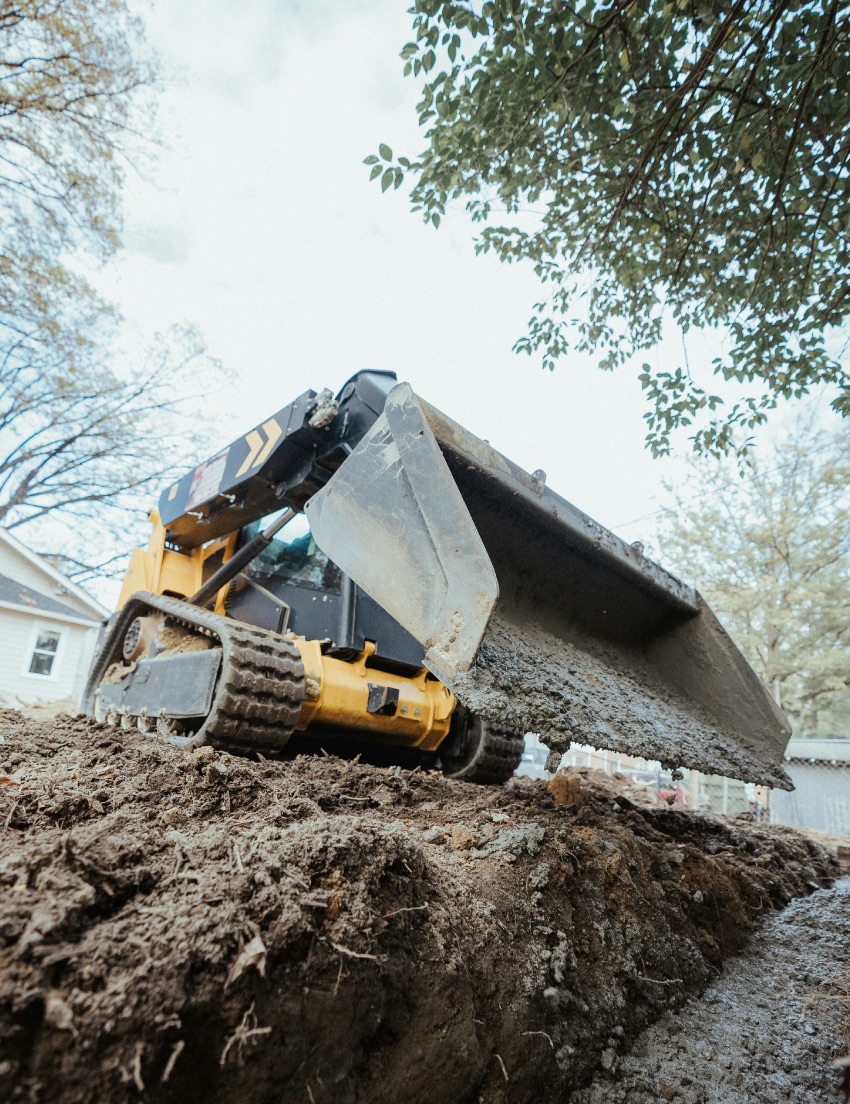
[{"left": 439, "top": 712, "right": 524, "bottom": 785}]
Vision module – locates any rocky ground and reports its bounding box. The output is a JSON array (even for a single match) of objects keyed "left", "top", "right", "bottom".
[{"left": 0, "top": 712, "right": 844, "bottom": 1103}]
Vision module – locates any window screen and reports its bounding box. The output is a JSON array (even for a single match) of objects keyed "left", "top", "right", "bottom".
[{"left": 246, "top": 512, "right": 341, "bottom": 594}]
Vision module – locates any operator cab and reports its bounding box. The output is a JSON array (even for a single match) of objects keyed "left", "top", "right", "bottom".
[
  {"left": 225, "top": 509, "right": 426, "bottom": 673},
  {"left": 247, "top": 511, "right": 341, "bottom": 594}
]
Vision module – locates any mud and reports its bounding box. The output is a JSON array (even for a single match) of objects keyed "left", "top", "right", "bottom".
[
  {"left": 572, "top": 878, "right": 850, "bottom": 1104},
  {"left": 0, "top": 711, "right": 837, "bottom": 1104},
  {"left": 451, "top": 609, "right": 790, "bottom": 788}
]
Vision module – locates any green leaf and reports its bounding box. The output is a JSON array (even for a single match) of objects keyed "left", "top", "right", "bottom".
[
  {"left": 381, "top": 168, "right": 394, "bottom": 192},
  {"left": 379, "top": 143, "right": 393, "bottom": 162},
  {"left": 363, "top": 155, "right": 378, "bottom": 165},
  {"left": 370, "top": 164, "right": 382, "bottom": 181},
  {"left": 387, "top": 0, "right": 850, "bottom": 455}
]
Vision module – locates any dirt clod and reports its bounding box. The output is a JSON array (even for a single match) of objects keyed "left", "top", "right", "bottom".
[
  {"left": 451, "top": 827, "right": 478, "bottom": 851},
  {"left": 0, "top": 711, "right": 839, "bottom": 1104}
]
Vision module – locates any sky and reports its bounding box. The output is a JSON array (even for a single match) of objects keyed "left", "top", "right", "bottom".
[{"left": 89, "top": 0, "right": 820, "bottom": 589}]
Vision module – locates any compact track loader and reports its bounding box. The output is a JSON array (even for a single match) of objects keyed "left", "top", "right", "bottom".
[{"left": 84, "top": 371, "right": 792, "bottom": 787}]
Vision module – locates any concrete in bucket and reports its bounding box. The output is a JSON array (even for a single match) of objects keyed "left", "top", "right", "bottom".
[{"left": 305, "top": 384, "right": 791, "bottom": 788}]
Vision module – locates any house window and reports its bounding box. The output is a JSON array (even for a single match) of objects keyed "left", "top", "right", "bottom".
[{"left": 28, "top": 629, "right": 61, "bottom": 676}]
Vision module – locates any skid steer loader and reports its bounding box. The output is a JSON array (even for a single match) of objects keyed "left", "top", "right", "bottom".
[{"left": 83, "top": 371, "right": 792, "bottom": 788}]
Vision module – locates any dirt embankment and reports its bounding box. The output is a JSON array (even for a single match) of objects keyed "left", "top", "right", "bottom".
[
  {"left": 0, "top": 713, "right": 839, "bottom": 1104},
  {"left": 572, "top": 878, "right": 850, "bottom": 1104}
]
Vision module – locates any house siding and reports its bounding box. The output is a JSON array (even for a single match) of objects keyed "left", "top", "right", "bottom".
[
  {"left": 770, "top": 760, "right": 850, "bottom": 838},
  {"left": 0, "top": 541, "right": 98, "bottom": 619},
  {"left": 0, "top": 608, "right": 98, "bottom": 706}
]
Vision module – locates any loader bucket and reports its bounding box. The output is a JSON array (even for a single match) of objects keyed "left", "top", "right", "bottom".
[{"left": 305, "top": 384, "right": 792, "bottom": 788}]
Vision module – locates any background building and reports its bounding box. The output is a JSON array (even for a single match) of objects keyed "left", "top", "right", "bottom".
[
  {"left": 0, "top": 529, "right": 108, "bottom": 708},
  {"left": 769, "top": 739, "right": 850, "bottom": 839}
]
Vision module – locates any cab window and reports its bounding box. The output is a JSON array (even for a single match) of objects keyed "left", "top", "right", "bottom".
[{"left": 244, "top": 511, "right": 341, "bottom": 593}]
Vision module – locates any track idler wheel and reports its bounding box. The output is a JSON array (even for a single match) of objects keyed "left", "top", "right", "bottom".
[
  {"left": 121, "top": 615, "right": 159, "bottom": 663},
  {"left": 439, "top": 711, "right": 525, "bottom": 785}
]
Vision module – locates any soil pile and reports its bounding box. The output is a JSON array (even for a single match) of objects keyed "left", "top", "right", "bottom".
[{"left": 0, "top": 712, "right": 838, "bottom": 1104}]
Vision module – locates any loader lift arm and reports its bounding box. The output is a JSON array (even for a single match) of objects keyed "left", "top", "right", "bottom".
[{"left": 157, "top": 371, "right": 399, "bottom": 551}]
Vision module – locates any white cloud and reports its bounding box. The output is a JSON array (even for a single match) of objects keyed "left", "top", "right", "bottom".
[{"left": 105, "top": 0, "right": 689, "bottom": 545}]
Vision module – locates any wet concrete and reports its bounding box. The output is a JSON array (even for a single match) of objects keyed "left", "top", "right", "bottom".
[{"left": 449, "top": 608, "right": 791, "bottom": 789}]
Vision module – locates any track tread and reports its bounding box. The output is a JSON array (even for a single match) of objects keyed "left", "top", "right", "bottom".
[
  {"left": 86, "top": 592, "right": 304, "bottom": 755},
  {"left": 441, "top": 718, "right": 524, "bottom": 786}
]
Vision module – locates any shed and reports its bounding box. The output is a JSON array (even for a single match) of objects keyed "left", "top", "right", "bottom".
[{"left": 769, "top": 739, "right": 850, "bottom": 839}]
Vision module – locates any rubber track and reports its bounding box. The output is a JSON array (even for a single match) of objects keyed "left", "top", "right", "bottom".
[
  {"left": 464, "top": 723, "right": 525, "bottom": 785},
  {"left": 83, "top": 591, "right": 304, "bottom": 754},
  {"left": 443, "top": 721, "right": 525, "bottom": 785}
]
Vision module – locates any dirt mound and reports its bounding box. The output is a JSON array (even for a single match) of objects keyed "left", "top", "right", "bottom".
[{"left": 0, "top": 712, "right": 837, "bottom": 1103}]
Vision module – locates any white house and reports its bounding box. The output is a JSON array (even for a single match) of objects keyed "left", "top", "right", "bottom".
[{"left": 0, "top": 528, "right": 109, "bottom": 708}]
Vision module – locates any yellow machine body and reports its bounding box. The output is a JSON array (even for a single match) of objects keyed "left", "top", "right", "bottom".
[
  {"left": 118, "top": 510, "right": 235, "bottom": 617},
  {"left": 295, "top": 639, "right": 454, "bottom": 750},
  {"left": 115, "top": 510, "right": 456, "bottom": 751}
]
